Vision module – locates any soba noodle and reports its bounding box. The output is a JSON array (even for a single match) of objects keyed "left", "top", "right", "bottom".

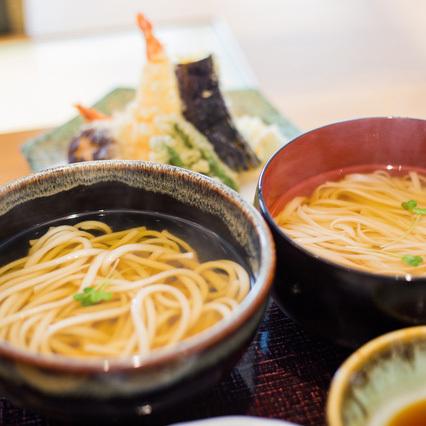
[
  {"left": 0, "top": 221, "right": 249, "bottom": 358},
  {"left": 276, "top": 170, "right": 426, "bottom": 276}
]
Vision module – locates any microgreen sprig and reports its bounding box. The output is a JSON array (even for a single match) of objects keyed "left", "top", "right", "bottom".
[
  {"left": 399, "top": 200, "right": 425, "bottom": 267},
  {"left": 402, "top": 199, "right": 417, "bottom": 211},
  {"left": 402, "top": 200, "right": 426, "bottom": 215},
  {"left": 402, "top": 255, "right": 424, "bottom": 267},
  {"left": 73, "top": 283, "right": 112, "bottom": 307}
]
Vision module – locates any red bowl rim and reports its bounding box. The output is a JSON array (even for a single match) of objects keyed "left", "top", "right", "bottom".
[{"left": 257, "top": 116, "right": 426, "bottom": 284}]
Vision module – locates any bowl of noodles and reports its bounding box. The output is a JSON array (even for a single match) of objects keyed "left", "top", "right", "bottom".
[
  {"left": 0, "top": 160, "right": 275, "bottom": 421},
  {"left": 257, "top": 117, "right": 426, "bottom": 348}
]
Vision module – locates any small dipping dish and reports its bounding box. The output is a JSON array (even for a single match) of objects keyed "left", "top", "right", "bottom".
[{"left": 327, "top": 326, "right": 426, "bottom": 426}]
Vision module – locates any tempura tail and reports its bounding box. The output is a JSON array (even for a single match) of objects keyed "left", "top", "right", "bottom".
[
  {"left": 75, "top": 104, "right": 110, "bottom": 122},
  {"left": 136, "top": 13, "right": 166, "bottom": 62}
]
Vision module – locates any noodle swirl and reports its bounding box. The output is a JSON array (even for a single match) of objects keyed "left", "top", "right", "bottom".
[
  {"left": 0, "top": 222, "right": 249, "bottom": 358},
  {"left": 276, "top": 170, "right": 426, "bottom": 276}
]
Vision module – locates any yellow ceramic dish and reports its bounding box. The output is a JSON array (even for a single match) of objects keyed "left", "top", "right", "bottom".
[{"left": 327, "top": 326, "right": 426, "bottom": 426}]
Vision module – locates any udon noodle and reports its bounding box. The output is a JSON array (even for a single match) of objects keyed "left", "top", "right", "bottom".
[
  {"left": 276, "top": 170, "right": 426, "bottom": 276},
  {"left": 0, "top": 221, "right": 249, "bottom": 358}
]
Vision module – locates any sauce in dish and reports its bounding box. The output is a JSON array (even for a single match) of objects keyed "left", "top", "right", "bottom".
[{"left": 387, "top": 399, "right": 426, "bottom": 426}]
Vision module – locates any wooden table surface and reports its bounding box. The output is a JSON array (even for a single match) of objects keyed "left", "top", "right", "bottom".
[{"left": 0, "top": 129, "right": 40, "bottom": 185}]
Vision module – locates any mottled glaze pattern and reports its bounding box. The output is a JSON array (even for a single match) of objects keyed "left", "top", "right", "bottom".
[
  {"left": 327, "top": 326, "right": 426, "bottom": 426},
  {"left": 0, "top": 160, "right": 259, "bottom": 268},
  {"left": 257, "top": 117, "right": 426, "bottom": 347},
  {"left": 0, "top": 161, "right": 275, "bottom": 420}
]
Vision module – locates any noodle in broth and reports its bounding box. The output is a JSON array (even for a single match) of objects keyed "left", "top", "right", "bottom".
[
  {"left": 0, "top": 221, "right": 249, "bottom": 358},
  {"left": 275, "top": 170, "right": 426, "bottom": 276}
]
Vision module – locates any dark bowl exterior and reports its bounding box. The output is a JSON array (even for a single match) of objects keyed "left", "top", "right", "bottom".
[
  {"left": 0, "top": 160, "right": 275, "bottom": 421},
  {"left": 0, "top": 307, "right": 265, "bottom": 422},
  {"left": 257, "top": 117, "right": 426, "bottom": 348}
]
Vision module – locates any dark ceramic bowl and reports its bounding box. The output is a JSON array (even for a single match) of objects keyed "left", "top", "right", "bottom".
[
  {"left": 257, "top": 117, "right": 426, "bottom": 348},
  {"left": 0, "top": 160, "right": 275, "bottom": 421}
]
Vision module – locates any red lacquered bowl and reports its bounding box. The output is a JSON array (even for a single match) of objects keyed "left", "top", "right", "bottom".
[{"left": 257, "top": 117, "right": 426, "bottom": 348}]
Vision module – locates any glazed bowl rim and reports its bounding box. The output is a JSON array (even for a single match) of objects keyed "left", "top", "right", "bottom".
[
  {"left": 0, "top": 160, "right": 276, "bottom": 373},
  {"left": 257, "top": 116, "right": 426, "bottom": 284},
  {"left": 326, "top": 325, "right": 426, "bottom": 426}
]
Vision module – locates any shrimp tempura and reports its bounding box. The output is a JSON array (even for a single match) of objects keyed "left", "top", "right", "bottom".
[
  {"left": 136, "top": 13, "right": 165, "bottom": 62},
  {"left": 110, "top": 13, "right": 182, "bottom": 161},
  {"left": 133, "top": 12, "right": 181, "bottom": 118}
]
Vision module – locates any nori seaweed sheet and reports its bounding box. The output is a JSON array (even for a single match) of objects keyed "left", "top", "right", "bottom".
[{"left": 175, "top": 55, "right": 260, "bottom": 172}]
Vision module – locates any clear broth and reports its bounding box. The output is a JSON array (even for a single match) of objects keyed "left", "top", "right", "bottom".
[
  {"left": 0, "top": 209, "right": 253, "bottom": 280},
  {"left": 271, "top": 164, "right": 426, "bottom": 216}
]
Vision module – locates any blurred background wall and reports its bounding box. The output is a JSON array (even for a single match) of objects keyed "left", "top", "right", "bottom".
[{"left": 1, "top": 0, "right": 425, "bottom": 129}]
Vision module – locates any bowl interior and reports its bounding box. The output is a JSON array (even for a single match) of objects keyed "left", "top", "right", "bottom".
[
  {"left": 0, "top": 160, "right": 274, "bottom": 369},
  {"left": 260, "top": 117, "right": 426, "bottom": 216},
  {"left": 327, "top": 326, "right": 426, "bottom": 426}
]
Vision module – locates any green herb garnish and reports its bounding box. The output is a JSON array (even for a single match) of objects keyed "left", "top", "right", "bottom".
[
  {"left": 402, "top": 255, "right": 424, "bottom": 267},
  {"left": 412, "top": 207, "right": 426, "bottom": 215},
  {"left": 73, "top": 285, "right": 112, "bottom": 307},
  {"left": 402, "top": 200, "right": 417, "bottom": 211},
  {"left": 402, "top": 200, "right": 426, "bottom": 215}
]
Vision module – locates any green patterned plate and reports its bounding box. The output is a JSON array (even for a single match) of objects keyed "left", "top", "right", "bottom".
[{"left": 22, "top": 87, "right": 299, "bottom": 174}]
